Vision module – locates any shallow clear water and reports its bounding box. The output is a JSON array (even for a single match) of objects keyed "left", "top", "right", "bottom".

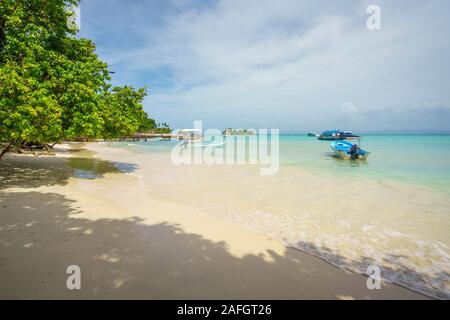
[
  {"left": 279, "top": 134, "right": 450, "bottom": 195},
  {"left": 118, "top": 134, "right": 450, "bottom": 194},
  {"left": 106, "top": 134, "right": 450, "bottom": 299}
]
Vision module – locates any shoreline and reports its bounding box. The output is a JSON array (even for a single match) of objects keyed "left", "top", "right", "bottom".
[
  {"left": 94, "top": 141, "right": 450, "bottom": 299},
  {"left": 0, "top": 144, "right": 428, "bottom": 299}
]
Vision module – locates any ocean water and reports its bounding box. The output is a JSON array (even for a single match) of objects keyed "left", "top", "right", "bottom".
[
  {"left": 107, "top": 134, "right": 450, "bottom": 299},
  {"left": 119, "top": 134, "right": 450, "bottom": 194},
  {"left": 279, "top": 134, "right": 450, "bottom": 195}
]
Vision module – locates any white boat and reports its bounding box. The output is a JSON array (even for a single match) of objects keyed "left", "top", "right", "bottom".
[{"left": 176, "top": 129, "right": 203, "bottom": 141}]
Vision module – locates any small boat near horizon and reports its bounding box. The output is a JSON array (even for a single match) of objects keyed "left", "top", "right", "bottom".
[
  {"left": 317, "top": 130, "right": 361, "bottom": 141},
  {"left": 330, "top": 140, "right": 369, "bottom": 160},
  {"left": 175, "top": 129, "right": 203, "bottom": 141},
  {"left": 222, "top": 128, "right": 257, "bottom": 136}
]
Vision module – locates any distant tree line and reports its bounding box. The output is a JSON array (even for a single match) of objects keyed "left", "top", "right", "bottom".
[{"left": 0, "top": 0, "right": 170, "bottom": 158}]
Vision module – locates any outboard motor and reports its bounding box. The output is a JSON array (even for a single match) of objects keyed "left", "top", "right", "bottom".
[{"left": 349, "top": 144, "right": 360, "bottom": 160}]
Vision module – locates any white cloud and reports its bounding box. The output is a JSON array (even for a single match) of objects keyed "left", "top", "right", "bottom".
[
  {"left": 341, "top": 102, "right": 359, "bottom": 114},
  {"left": 92, "top": 0, "right": 450, "bottom": 131}
]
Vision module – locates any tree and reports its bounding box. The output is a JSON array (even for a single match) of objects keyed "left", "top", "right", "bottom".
[
  {"left": 156, "top": 122, "right": 171, "bottom": 134},
  {"left": 101, "top": 86, "right": 147, "bottom": 139},
  {"left": 0, "top": 0, "right": 163, "bottom": 158},
  {"left": 138, "top": 114, "right": 157, "bottom": 133}
]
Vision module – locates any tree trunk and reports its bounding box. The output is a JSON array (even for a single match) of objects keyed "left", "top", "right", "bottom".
[{"left": 0, "top": 140, "right": 13, "bottom": 160}]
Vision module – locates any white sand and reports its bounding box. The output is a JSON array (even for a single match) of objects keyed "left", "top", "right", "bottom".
[{"left": 0, "top": 144, "right": 426, "bottom": 299}]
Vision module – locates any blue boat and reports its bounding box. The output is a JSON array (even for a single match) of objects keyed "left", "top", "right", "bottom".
[
  {"left": 317, "top": 130, "right": 361, "bottom": 141},
  {"left": 330, "top": 140, "right": 369, "bottom": 160}
]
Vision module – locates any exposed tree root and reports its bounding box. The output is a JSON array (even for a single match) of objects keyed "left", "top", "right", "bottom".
[{"left": 0, "top": 142, "right": 57, "bottom": 159}]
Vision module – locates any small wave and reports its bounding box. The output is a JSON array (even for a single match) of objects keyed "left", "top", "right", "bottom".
[{"left": 220, "top": 209, "right": 450, "bottom": 300}]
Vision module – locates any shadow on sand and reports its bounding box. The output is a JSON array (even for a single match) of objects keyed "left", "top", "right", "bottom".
[
  {"left": 0, "top": 189, "right": 440, "bottom": 299},
  {"left": 0, "top": 155, "right": 137, "bottom": 189},
  {"left": 0, "top": 155, "right": 440, "bottom": 299}
]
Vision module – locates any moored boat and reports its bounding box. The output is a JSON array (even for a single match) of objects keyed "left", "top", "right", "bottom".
[
  {"left": 176, "top": 129, "right": 203, "bottom": 141},
  {"left": 317, "top": 130, "right": 360, "bottom": 141},
  {"left": 222, "top": 128, "right": 256, "bottom": 136},
  {"left": 330, "top": 140, "right": 369, "bottom": 160}
]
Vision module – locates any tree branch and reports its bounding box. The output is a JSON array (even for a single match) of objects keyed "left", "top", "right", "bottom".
[{"left": 0, "top": 140, "right": 14, "bottom": 160}]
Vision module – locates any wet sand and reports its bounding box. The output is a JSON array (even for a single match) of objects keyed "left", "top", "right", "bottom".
[{"left": 0, "top": 144, "right": 426, "bottom": 299}]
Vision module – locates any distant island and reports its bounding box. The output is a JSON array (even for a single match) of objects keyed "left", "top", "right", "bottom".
[{"left": 222, "top": 128, "right": 257, "bottom": 136}]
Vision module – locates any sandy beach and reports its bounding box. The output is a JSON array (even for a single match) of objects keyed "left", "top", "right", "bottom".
[
  {"left": 3, "top": 0, "right": 450, "bottom": 305},
  {"left": 0, "top": 143, "right": 426, "bottom": 299}
]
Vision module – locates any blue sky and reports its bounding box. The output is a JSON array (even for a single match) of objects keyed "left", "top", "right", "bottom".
[{"left": 78, "top": 0, "right": 450, "bottom": 132}]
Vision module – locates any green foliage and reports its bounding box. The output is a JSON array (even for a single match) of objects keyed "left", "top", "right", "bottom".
[
  {"left": 0, "top": 0, "right": 166, "bottom": 152},
  {"left": 138, "top": 114, "right": 157, "bottom": 133},
  {"left": 0, "top": 61, "right": 62, "bottom": 142},
  {"left": 101, "top": 86, "right": 148, "bottom": 139},
  {"left": 155, "top": 122, "right": 171, "bottom": 134}
]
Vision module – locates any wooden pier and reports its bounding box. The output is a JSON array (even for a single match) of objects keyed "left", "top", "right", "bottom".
[{"left": 119, "top": 133, "right": 179, "bottom": 141}]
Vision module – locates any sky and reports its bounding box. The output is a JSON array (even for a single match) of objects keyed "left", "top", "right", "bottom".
[{"left": 78, "top": 0, "right": 450, "bottom": 132}]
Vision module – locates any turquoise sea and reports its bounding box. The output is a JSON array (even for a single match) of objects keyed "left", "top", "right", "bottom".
[
  {"left": 280, "top": 134, "right": 450, "bottom": 195},
  {"left": 120, "top": 133, "right": 450, "bottom": 195},
  {"left": 107, "top": 133, "right": 450, "bottom": 299}
]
